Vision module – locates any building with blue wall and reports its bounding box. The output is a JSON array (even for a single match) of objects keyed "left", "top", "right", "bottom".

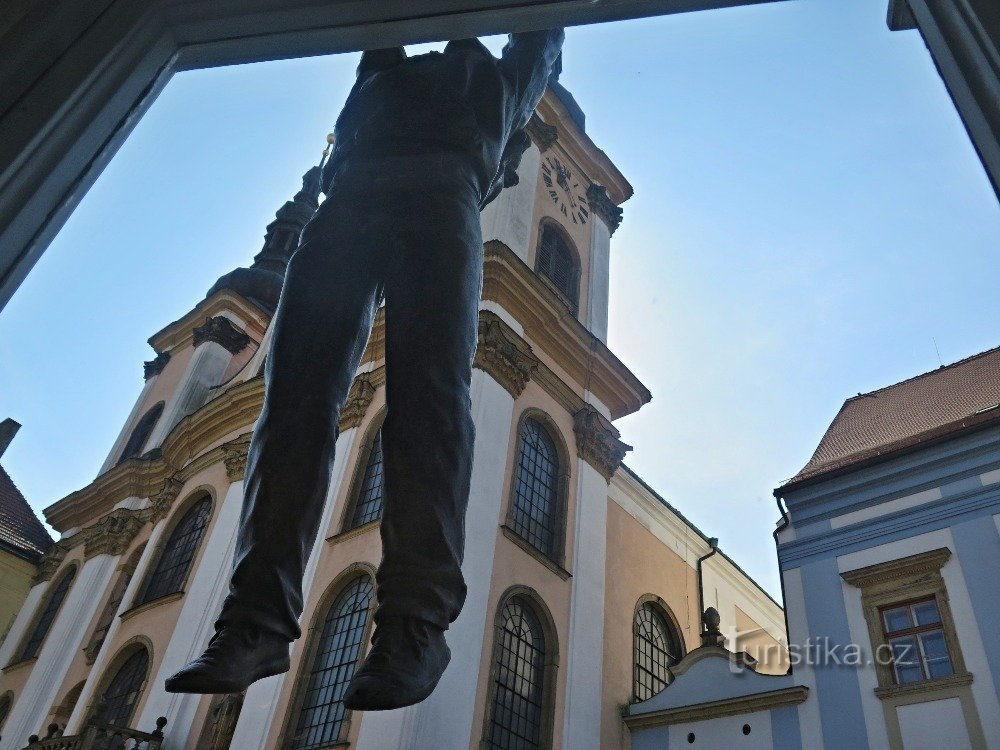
[{"left": 627, "top": 346, "right": 1000, "bottom": 750}]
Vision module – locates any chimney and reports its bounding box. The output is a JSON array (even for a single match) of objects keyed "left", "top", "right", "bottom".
[{"left": 0, "top": 418, "right": 21, "bottom": 460}]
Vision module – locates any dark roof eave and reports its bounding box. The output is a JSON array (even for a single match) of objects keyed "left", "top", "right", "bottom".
[{"left": 774, "top": 407, "right": 1000, "bottom": 499}]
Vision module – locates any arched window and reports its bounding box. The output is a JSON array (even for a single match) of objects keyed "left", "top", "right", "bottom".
[
  {"left": 0, "top": 691, "right": 13, "bottom": 733},
  {"left": 289, "top": 574, "right": 374, "bottom": 749},
  {"left": 53, "top": 681, "right": 85, "bottom": 726},
  {"left": 85, "top": 544, "right": 146, "bottom": 663},
  {"left": 136, "top": 495, "right": 211, "bottom": 605},
  {"left": 633, "top": 601, "right": 683, "bottom": 701},
  {"left": 117, "top": 402, "right": 164, "bottom": 464},
  {"left": 343, "top": 429, "right": 384, "bottom": 531},
  {"left": 535, "top": 223, "right": 579, "bottom": 313},
  {"left": 20, "top": 566, "right": 76, "bottom": 660},
  {"left": 509, "top": 417, "right": 563, "bottom": 560},
  {"left": 99, "top": 648, "right": 150, "bottom": 727},
  {"left": 484, "top": 595, "right": 553, "bottom": 750}
]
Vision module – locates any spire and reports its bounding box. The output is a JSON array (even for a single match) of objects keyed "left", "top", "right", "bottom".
[{"left": 206, "top": 140, "right": 328, "bottom": 312}]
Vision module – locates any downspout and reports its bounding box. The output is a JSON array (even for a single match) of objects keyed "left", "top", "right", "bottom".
[
  {"left": 773, "top": 493, "right": 793, "bottom": 674},
  {"left": 696, "top": 537, "right": 719, "bottom": 633}
]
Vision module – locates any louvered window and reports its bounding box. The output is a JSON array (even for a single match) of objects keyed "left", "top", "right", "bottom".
[
  {"left": 101, "top": 649, "right": 150, "bottom": 727},
  {"left": 20, "top": 567, "right": 76, "bottom": 660},
  {"left": 510, "top": 419, "right": 561, "bottom": 559},
  {"left": 536, "top": 225, "right": 578, "bottom": 312},
  {"left": 137, "top": 496, "right": 211, "bottom": 604},
  {"left": 290, "top": 575, "right": 374, "bottom": 749},
  {"left": 485, "top": 596, "right": 547, "bottom": 749},
  {"left": 345, "top": 431, "right": 384, "bottom": 530},
  {"left": 634, "top": 602, "right": 682, "bottom": 701}
]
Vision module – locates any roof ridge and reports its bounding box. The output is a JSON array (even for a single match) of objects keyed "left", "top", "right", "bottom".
[{"left": 844, "top": 344, "right": 1000, "bottom": 403}]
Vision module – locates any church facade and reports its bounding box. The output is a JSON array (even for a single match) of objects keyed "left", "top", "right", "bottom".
[{"left": 0, "top": 84, "right": 784, "bottom": 750}]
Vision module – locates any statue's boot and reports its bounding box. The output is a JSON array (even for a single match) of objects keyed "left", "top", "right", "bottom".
[
  {"left": 343, "top": 616, "right": 451, "bottom": 711},
  {"left": 164, "top": 625, "right": 290, "bottom": 694}
]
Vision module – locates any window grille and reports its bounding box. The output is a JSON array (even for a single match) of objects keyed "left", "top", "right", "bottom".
[
  {"left": 634, "top": 602, "right": 681, "bottom": 701},
  {"left": 346, "top": 431, "right": 384, "bottom": 529},
  {"left": 510, "top": 419, "right": 560, "bottom": 558},
  {"left": 20, "top": 567, "right": 76, "bottom": 660},
  {"left": 101, "top": 649, "right": 150, "bottom": 727},
  {"left": 536, "top": 226, "right": 578, "bottom": 312},
  {"left": 290, "top": 575, "right": 374, "bottom": 749},
  {"left": 485, "top": 596, "right": 547, "bottom": 750},
  {"left": 118, "top": 402, "right": 164, "bottom": 464},
  {"left": 137, "top": 496, "right": 211, "bottom": 605}
]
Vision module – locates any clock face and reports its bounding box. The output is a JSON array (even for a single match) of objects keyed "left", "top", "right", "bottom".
[{"left": 542, "top": 156, "right": 589, "bottom": 225}]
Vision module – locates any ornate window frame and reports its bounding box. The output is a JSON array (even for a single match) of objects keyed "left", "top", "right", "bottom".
[
  {"left": 8, "top": 561, "right": 79, "bottom": 667},
  {"left": 503, "top": 409, "right": 572, "bottom": 574},
  {"left": 480, "top": 586, "right": 560, "bottom": 750},
  {"left": 277, "top": 563, "right": 377, "bottom": 750},
  {"left": 83, "top": 636, "right": 154, "bottom": 728},
  {"left": 336, "top": 411, "right": 386, "bottom": 538},
  {"left": 534, "top": 219, "right": 581, "bottom": 316},
  {"left": 130, "top": 487, "right": 215, "bottom": 610},
  {"left": 841, "top": 547, "right": 988, "bottom": 750},
  {"left": 632, "top": 595, "right": 685, "bottom": 703}
]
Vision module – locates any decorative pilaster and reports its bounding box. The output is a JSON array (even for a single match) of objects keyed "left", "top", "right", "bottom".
[
  {"left": 83, "top": 508, "right": 144, "bottom": 559},
  {"left": 145, "top": 475, "right": 184, "bottom": 525},
  {"left": 526, "top": 114, "right": 558, "bottom": 152},
  {"left": 222, "top": 433, "right": 252, "bottom": 482},
  {"left": 33, "top": 541, "right": 70, "bottom": 584},
  {"left": 339, "top": 370, "right": 386, "bottom": 431},
  {"left": 193, "top": 317, "right": 250, "bottom": 355},
  {"left": 573, "top": 405, "right": 631, "bottom": 481},
  {"left": 585, "top": 184, "right": 623, "bottom": 235},
  {"left": 143, "top": 351, "right": 171, "bottom": 380},
  {"left": 474, "top": 312, "right": 539, "bottom": 397}
]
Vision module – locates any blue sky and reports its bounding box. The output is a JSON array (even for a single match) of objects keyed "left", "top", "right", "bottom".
[{"left": 1, "top": 0, "right": 998, "bottom": 600}]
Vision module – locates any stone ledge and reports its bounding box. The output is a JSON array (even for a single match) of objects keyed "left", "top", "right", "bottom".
[
  {"left": 119, "top": 591, "right": 185, "bottom": 623},
  {"left": 624, "top": 685, "right": 809, "bottom": 729},
  {"left": 500, "top": 525, "right": 571, "bottom": 581},
  {"left": 874, "top": 671, "right": 973, "bottom": 702}
]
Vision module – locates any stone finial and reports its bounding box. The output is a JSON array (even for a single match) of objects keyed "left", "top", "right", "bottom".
[
  {"left": 192, "top": 317, "right": 251, "bottom": 355},
  {"left": 700, "top": 607, "right": 726, "bottom": 648},
  {"left": 474, "top": 314, "right": 539, "bottom": 397},
  {"left": 525, "top": 114, "right": 558, "bottom": 152},
  {"left": 83, "top": 508, "right": 144, "bottom": 559},
  {"left": 143, "top": 351, "right": 171, "bottom": 380},
  {"left": 222, "top": 434, "right": 252, "bottom": 482},
  {"left": 573, "top": 405, "right": 631, "bottom": 481},
  {"left": 586, "top": 184, "right": 623, "bottom": 235}
]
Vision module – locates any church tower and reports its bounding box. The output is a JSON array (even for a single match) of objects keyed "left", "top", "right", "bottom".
[{"left": 0, "top": 76, "right": 785, "bottom": 750}]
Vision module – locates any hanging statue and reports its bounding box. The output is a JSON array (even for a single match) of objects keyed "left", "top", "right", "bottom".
[{"left": 165, "top": 29, "right": 565, "bottom": 710}]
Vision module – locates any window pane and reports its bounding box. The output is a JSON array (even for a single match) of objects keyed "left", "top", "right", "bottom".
[
  {"left": 290, "top": 575, "right": 374, "bottom": 750},
  {"left": 510, "top": 419, "right": 560, "bottom": 558},
  {"left": 139, "top": 496, "right": 211, "bottom": 604},
  {"left": 889, "top": 636, "right": 922, "bottom": 684},
  {"left": 21, "top": 568, "right": 76, "bottom": 660},
  {"left": 102, "top": 649, "right": 149, "bottom": 727},
  {"left": 911, "top": 600, "right": 941, "bottom": 627},
  {"left": 486, "top": 596, "right": 546, "bottom": 750},
  {"left": 347, "top": 431, "right": 384, "bottom": 529},
  {"left": 919, "top": 631, "right": 954, "bottom": 679},
  {"left": 882, "top": 607, "right": 911, "bottom": 633},
  {"left": 634, "top": 603, "right": 681, "bottom": 701}
]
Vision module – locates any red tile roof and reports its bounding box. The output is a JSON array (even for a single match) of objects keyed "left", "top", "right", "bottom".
[
  {"left": 0, "top": 465, "right": 53, "bottom": 562},
  {"left": 783, "top": 345, "right": 1000, "bottom": 489}
]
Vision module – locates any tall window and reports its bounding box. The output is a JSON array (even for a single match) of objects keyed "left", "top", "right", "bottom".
[
  {"left": 19, "top": 566, "right": 76, "bottom": 660},
  {"left": 100, "top": 648, "right": 150, "bottom": 727},
  {"left": 289, "top": 575, "right": 374, "bottom": 749},
  {"left": 136, "top": 495, "right": 211, "bottom": 605},
  {"left": 881, "top": 598, "right": 954, "bottom": 684},
  {"left": 509, "top": 418, "right": 562, "bottom": 560},
  {"left": 86, "top": 544, "right": 146, "bottom": 663},
  {"left": 634, "top": 601, "right": 682, "bottom": 701},
  {"left": 535, "top": 224, "right": 578, "bottom": 313},
  {"left": 485, "top": 596, "right": 549, "bottom": 750},
  {"left": 344, "top": 430, "right": 384, "bottom": 531},
  {"left": 117, "top": 402, "right": 164, "bottom": 464}
]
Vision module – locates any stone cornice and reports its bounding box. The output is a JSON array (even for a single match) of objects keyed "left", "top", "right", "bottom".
[
  {"left": 841, "top": 547, "right": 951, "bottom": 589},
  {"left": 33, "top": 541, "right": 70, "bottom": 584},
  {"left": 142, "top": 351, "right": 170, "bottom": 380},
  {"left": 624, "top": 685, "right": 809, "bottom": 729},
  {"left": 573, "top": 404, "right": 631, "bottom": 481},
  {"left": 481, "top": 241, "right": 650, "bottom": 420},
  {"left": 339, "top": 368, "right": 386, "bottom": 431},
  {"left": 586, "top": 184, "right": 623, "bottom": 235},
  {"left": 83, "top": 508, "right": 146, "bottom": 559},
  {"left": 359, "top": 307, "right": 386, "bottom": 366},
  {"left": 193, "top": 316, "right": 251, "bottom": 355},
  {"left": 525, "top": 113, "right": 558, "bottom": 152},
  {"left": 475, "top": 312, "right": 540, "bottom": 397},
  {"left": 148, "top": 290, "right": 269, "bottom": 354},
  {"left": 222, "top": 433, "right": 252, "bottom": 482}
]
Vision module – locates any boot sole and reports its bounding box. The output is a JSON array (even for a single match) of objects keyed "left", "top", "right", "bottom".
[
  {"left": 343, "top": 647, "right": 451, "bottom": 711},
  {"left": 165, "top": 655, "right": 291, "bottom": 694}
]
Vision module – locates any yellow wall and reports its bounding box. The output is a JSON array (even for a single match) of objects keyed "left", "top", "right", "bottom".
[{"left": 0, "top": 551, "right": 36, "bottom": 646}]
